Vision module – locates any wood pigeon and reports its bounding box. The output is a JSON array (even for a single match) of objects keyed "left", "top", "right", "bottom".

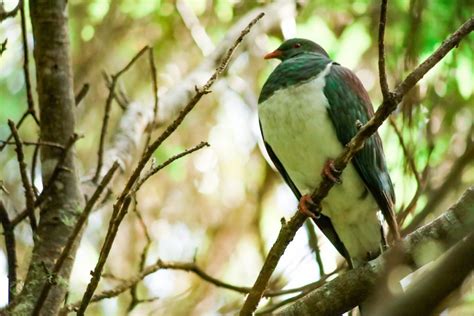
[{"left": 258, "top": 38, "right": 399, "bottom": 268}]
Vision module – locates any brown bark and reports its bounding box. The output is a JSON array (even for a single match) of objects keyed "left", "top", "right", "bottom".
[
  {"left": 277, "top": 186, "right": 474, "bottom": 315},
  {"left": 8, "top": 1, "right": 84, "bottom": 315}
]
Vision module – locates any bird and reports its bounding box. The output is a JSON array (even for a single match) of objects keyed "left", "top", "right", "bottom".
[{"left": 258, "top": 38, "right": 400, "bottom": 269}]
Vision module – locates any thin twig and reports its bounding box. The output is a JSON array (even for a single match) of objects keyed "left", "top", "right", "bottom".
[
  {"left": 304, "top": 220, "right": 325, "bottom": 276},
  {"left": 32, "top": 162, "right": 120, "bottom": 315},
  {"left": 102, "top": 72, "right": 129, "bottom": 110},
  {"left": 36, "top": 134, "right": 80, "bottom": 203},
  {"left": 256, "top": 291, "right": 309, "bottom": 315},
  {"left": 390, "top": 116, "right": 427, "bottom": 226},
  {"left": 403, "top": 138, "right": 474, "bottom": 234},
  {"left": 378, "top": 0, "right": 390, "bottom": 99},
  {"left": 277, "top": 187, "right": 474, "bottom": 315},
  {"left": 77, "top": 13, "right": 264, "bottom": 315},
  {"left": 142, "top": 47, "right": 160, "bottom": 154},
  {"left": 8, "top": 120, "right": 37, "bottom": 231},
  {"left": 127, "top": 198, "right": 153, "bottom": 312},
  {"left": 63, "top": 259, "right": 246, "bottom": 313},
  {"left": 0, "top": 139, "right": 65, "bottom": 149},
  {"left": 19, "top": 0, "right": 39, "bottom": 125},
  {"left": 239, "top": 16, "right": 474, "bottom": 315},
  {"left": 134, "top": 141, "right": 209, "bottom": 192},
  {"left": 62, "top": 258, "right": 337, "bottom": 314},
  {"left": 30, "top": 137, "right": 41, "bottom": 197},
  {"left": 389, "top": 117, "right": 422, "bottom": 187},
  {"left": 375, "top": 233, "right": 474, "bottom": 316},
  {"left": 93, "top": 46, "right": 149, "bottom": 182},
  {"left": 0, "top": 201, "right": 17, "bottom": 302},
  {"left": 76, "top": 196, "right": 133, "bottom": 315},
  {"left": 75, "top": 83, "right": 90, "bottom": 106},
  {"left": 0, "top": 111, "right": 29, "bottom": 152},
  {"left": 11, "top": 134, "right": 80, "bottom": 226},
  {"left": 265, "top": 268, "right": 339, "bottom": 297}
]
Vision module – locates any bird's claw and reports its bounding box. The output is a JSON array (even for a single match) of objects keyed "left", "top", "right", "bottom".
[
  {"left": 323, "top": 159, "right": 342, "bottom": 184},
  {"left": 298, "top": 194, "right": 320, "bottom": 219}
]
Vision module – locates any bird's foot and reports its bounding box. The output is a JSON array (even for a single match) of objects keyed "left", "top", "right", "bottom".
[
  {"left": 322, "top": 159, "right": 342, "bottom": 184},
  {"left": 298, "top": 194, "right": 320, "bottom": 220}
]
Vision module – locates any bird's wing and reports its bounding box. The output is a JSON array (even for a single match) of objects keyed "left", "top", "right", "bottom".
[
  {"left": 259, "top": 122, "right": 351, "bottom": 262},
  {"left": 323, "top": 64, "right": 399, "bottom": 239}
]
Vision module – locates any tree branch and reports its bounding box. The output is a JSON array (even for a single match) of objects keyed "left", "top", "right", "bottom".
[
  {"left": 277, "top": 186, "right": 474, "bottom": 315},
  {"left": 141, "top": 47, "right": 160, "bottom": 154},
  {"left": 93, "top": 46, "right": 149, "bottom": 182},
  {"left": 74, "top": 83, "right": 90, "bottom": 106},
  {"left": 95, "top": 0, "right": 295, "bottom": 179},
  {"left": 10, "top": 134, "right": 80, "bottom": 227},
  {"left": 134, "top": 141, "right": 209, "bottom": 192},
  {"left": 32, "top": 162, "right": 120, "bottom": 315},
  {"left": 19, "top": 0, "right": 39, "bottom": 125},
  {"left": 61, "top": 259, "right": 337, "bottom": 314},
  {"left": 8, "top": 120, "right": 37, "bottom": 231},
  {"left": 378, "top": 0, "right": 390, "bottom": 99},
  {"left": 0, "top": 1, "right": 39, "bottom": 152},
  {"left": 8, "top": 0, "right": 85, "bottom": 313},
  {"left": 0, "top": 201, "right": 17, "bottom": 302},
  {"left": 76, "top": 13, "right": 265, "bottom": 315},
  {"left": 374, "top": 232, "right": 474, "bottom": 316},
  {"left": 240, "top": 16, "right": 474, "bottom": 315},
  {"left": 403, "top": 138, "right": 474, "bottom": 234}
]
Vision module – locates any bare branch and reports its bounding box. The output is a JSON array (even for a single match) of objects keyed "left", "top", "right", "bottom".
[
  {"left": 93, "top": 46, "right": 149, "bottom": 182},
  {"left": 304, "top": 220, "right": 325, "bottom": 276},
  {"left": 63, "top": 257, "right": 337, "bottom": 314},
  {"left": 403, "top": 139, "right": 474, "bottom": 234},
  {"left": 276, "top": 187, "right": 474, "bottom": 315},
  {"left": 19, "top": 1, "right": 39, "bottom": 125},
  {"left": 127, "top": 198, "right": 153, "bottom": 312},
  {"left": 240, "top": 16, "right": 474, "bottom": 315},
  {"left": 389, "top": 116, "right": 426, "bottom": 226},
  {"left": 142, "top": 47, "right": 160, "bottom": 154},
  {"left": 0, "top": 139, "right": 65, "bottom": 149},
  {"left": 257, "top": 292, "right": 309, "bottom": 315},
  {"left": 30, "top": 137, "right": 40, "bottom": 197},
  {"left": 102, "top": 72, "right": 129, "bottom": 110},
  {"left": 76, "top": 14, "right": 265, "bottom": 315},
  {"left": 8, "top": 0, "right": 85, "bottom": 312},
  {"left": 374, "top": 233, "right": 474, "bottom": 316},
  {"left": 134, "top": 141, "right": 209, "bottom": 192},
  {"left": 8, "top": 120, "right": 37, "bottom": 231},
  {"left": 0, "top": 111, "right": 29, "bottom": 152},
  {"left": 378, "top": 0, "right": 390, "bottom": 99},
  {"left": 32, "top": 162, "right": 120, "bottom": 315},
  {"left": 0, "top": 201, "right": 16, "bottom": 302},
  {"left": 74, "top": 83, "right": 90, "bottom": 106},
  {"left": 11, "top": 134, "right": 80, "bottom": 227}
]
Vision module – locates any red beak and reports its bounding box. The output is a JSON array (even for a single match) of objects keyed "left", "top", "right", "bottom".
[{"left": 264, "top": 49, "right": 282, "bottom": 59}]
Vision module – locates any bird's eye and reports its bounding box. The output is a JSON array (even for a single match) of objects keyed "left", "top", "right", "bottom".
[{"left": 293, "top": 43, "right": 301, "bottom": 48}]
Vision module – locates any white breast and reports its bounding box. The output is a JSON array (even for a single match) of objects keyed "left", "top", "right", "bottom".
[{"left": 259, "top": 64, "right": 382, "bottom": 263}]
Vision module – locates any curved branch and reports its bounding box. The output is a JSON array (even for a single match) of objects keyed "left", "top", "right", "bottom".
[
  {"left": 240, "top": 17, "right": 474, "bottom": 315},
  {"left": 76, "top": 13, "right": 265, "bottom": 315},
  {"left": 375, "top": 232, "right": 474, "bottom": 316},
  {"left": 96, "top": 0, "right": 296, "bottom": 179},
  {"left": 277, "top": 186, "right": 474, "bottom": 315}
]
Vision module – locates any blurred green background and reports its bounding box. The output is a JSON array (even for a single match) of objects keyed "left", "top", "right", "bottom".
[{"left": 0, "top": 0, "right": 473, "bottom": 315}]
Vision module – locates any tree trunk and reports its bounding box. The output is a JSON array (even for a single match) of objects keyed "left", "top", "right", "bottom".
[{"left": 9, "top": 0, "right": 83, "bottom": 314}]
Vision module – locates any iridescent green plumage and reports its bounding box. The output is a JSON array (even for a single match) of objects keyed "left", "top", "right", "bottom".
[{"left": 258, "top": 38, "right": 399, "bottom": 265}]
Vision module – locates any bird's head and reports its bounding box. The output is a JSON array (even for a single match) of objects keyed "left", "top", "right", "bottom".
[{"left": 264, "top": 38, "right": 329, "bottom": 61}]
